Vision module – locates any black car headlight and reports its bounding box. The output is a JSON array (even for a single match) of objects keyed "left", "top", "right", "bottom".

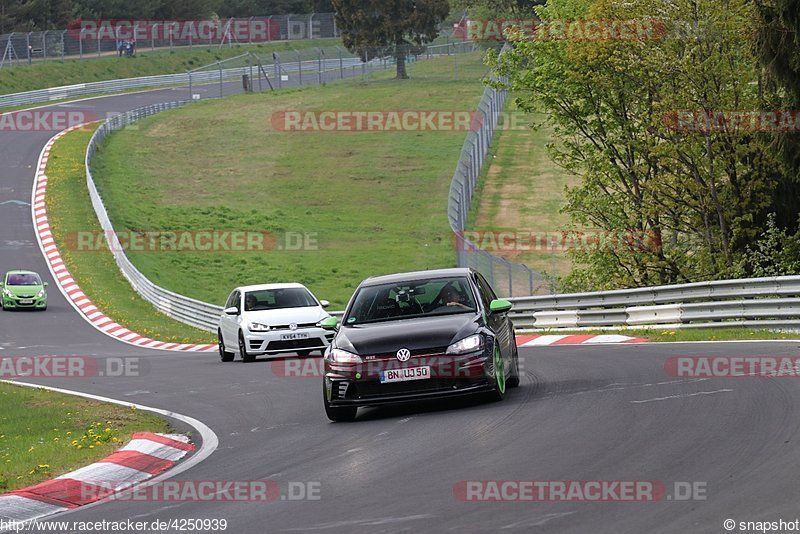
[{"left": 446, "top": 334, "right": 484, "bottom": 355}]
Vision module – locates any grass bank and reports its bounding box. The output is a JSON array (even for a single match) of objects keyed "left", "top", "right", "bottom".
[
  {"left": 0, "top": 39, "right": 340, "bottom": 97},
  {"left": 0, "top": 382, "right": 170, "bottom": 492},
  {"left": 90, "top": 52, "right": 487, "bottom": 309},
  {"left": 45, "top": 127, "right": 215, "bottom": 343}
]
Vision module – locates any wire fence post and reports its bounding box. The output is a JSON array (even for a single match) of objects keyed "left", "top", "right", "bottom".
[
  {"left": 218, "top": 61, "right": 223, "bottom": 98},
  {"left": 42, "top": 31, "right": 47, "bottom": 61},
  {"left": 338, "top": 46, "right": 343, "bottom": 79},
  {"left": 296, "top": 49, "right": 301, "bottom": 85},
  {"left": 318, "top": 48, "right": 323, "bottom": 85},
  {"left": 60, "top": 30, "right": 65, "bottom": 60}
]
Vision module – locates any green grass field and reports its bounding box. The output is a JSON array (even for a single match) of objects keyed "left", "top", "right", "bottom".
[
  {"left": 89, "top": 52, "right": 487, "bottom": 309},
  {"left": 45, "top": 127, "right": 215, "bottom": 343},
  {"left": 471, "top": 107, "right": 579, "bottom": 279},
  {"left": 0, "top": 39, "right": 340, "bottom": 97},
  {"left": 0, "top": 382, "right": 170, "bottom": 492}
]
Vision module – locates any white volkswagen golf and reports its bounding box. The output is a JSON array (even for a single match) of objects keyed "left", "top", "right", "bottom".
[{"left": 218, "top": 283, "right": 334, "bottom": 362}]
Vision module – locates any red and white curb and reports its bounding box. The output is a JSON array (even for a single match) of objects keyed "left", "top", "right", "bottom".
[
  {"left": 516, "top": 334, "right": 648, "bottom": 346},
  {"left": 32, "top": 126, "right": 216, "bottom": 352},
  {"left": 0, "top": 433, "right": 194, "bottom": 522}
]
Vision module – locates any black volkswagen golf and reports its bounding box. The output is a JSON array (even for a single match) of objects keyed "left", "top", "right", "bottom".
[{"left": 319, "top": 268, "right": 520, "bottom": 422}]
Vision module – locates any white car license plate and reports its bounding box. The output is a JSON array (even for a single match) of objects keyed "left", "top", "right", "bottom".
[
  {"left": 18, "top": 299, "right": 33, "bottom": 304},
  {"left": 280, "top": 332, "right": 309, "bottom": 340},
  {"left": 380, "top": 366, "right": 431, "bottom": 383}
]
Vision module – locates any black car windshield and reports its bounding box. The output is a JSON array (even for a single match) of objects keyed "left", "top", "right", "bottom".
[
  {"left": 344, "top": 277, "right": 477, "bottom": 325},
  {"left": 243, "top": 288, "right": 317, "bottom": 311},
  {"left": 7, "top": 273, "right": 41, "bottom": 286}
]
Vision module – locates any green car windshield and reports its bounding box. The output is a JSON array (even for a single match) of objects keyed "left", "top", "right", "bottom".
[
  {"left": 344, "top": 277, "right": 477, "bottom": 325},
  {"left": 7, "top": 273, "right": 41, "bottom": 286}
]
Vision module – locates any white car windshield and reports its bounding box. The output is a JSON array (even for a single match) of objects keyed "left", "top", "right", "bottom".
[{"left": 243, "top": 288, "right": 318, "bottom": 311}]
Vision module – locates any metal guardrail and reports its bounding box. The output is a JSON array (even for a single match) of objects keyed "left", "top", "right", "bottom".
[
  {"left": 86, "top": 102, "right": 225, "bottom": 332},
  {"left": 1, "top": 69, "right": 244, "bottom": 108},
  {"left": 506, "top": 276, "right": 800, "bottom": 330}
]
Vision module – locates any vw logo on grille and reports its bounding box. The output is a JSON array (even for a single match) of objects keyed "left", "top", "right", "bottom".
[
  {"left": 396, "top": 348, "right": 411, "bottom": 362},
  {"left": 289, "top": 323, "right": 298, "bottom": 331}
]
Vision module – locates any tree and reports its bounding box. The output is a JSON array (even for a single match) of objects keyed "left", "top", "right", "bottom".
[
  {"left": 331, "top": 0, "right": 449, "bottom": 79},
  {"left": 487, "top": 0, "right": 779, "bottom": 290},
  {"left": 756, "top": 0, "right": 800, "bottom": 234}
]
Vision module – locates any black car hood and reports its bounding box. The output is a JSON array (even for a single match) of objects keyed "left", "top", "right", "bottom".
[{"left": 335, "top": 313, "right": 483, "bottom": 355}]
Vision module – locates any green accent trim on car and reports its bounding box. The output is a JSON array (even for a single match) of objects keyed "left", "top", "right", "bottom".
[{"left": 489, "top": 299, "right": 513, "bottom": 314}]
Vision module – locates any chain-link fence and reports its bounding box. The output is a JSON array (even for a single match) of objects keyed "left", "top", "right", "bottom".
[
  {"left": 447, "top": 46, "right": 551, "bottom": 298},
  {"left": 0, "top": 13, "right": 342, "bottom": 68}
]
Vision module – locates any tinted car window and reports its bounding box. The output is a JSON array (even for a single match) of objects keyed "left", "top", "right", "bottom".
[
  {"left": 474, "top": 273, "right": 498, "bottom": 308},
  {"left": 244, "top": 288, "right": 317, "bottom": 311},
  {"left": 7, "top": 273, "right": 41, "bottom": 286},
  {"left": 344, "top": 277, "right": 476, "bottom": 325},
  {"left": 225, "top": 291, "right": 239, "bottom": 309}
]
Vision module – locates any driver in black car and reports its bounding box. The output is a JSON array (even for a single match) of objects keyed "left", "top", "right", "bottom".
[{"left": 441, "top": 285, "right": 470, "bottom": 310}]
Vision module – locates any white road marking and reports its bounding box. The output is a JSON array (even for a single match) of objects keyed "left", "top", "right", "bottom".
[{"left": 631, "top": 389, "right": 734, "bottom": 404}]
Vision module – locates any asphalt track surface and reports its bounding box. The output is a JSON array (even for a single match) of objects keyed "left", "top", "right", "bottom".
[{"left": 2, "top": 78, "right": 800, "bottom": 534}]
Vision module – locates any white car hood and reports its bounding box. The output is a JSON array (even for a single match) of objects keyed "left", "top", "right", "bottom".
[{"left": 242, "top": 306, "right": 328, "bottom": 326}]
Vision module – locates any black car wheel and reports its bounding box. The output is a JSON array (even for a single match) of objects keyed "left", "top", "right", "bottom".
[
  {"left": 489, "top": 342, "right": 506, "bottom": 401},
  {"left": 507, "top": 341, "right": 520, "bottom": 388},
  {"left": 239, "top": 332, "right": 255, "bottom": 362},
  {"left": 219, "top": 330, "right": 235, "bottom": 362},
  {"left": 323, "top": 382, "right": 357, "bottom": 422}
]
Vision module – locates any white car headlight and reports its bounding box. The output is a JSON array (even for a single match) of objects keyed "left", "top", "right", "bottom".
[
  {"left": 248, "top": 322, "right": 271, "bottom": 332},
  {"left": 446, "top": 334, "right": 484, "bottom": 355},
  {"left": 2, "top": 288, "right": 12, "bottom": 298},
  {"left": 35, "top": 289, "right": 45, "bottom": 299},
  {"left": 328, "top": 348, "right": 362, "bottom": 364}
]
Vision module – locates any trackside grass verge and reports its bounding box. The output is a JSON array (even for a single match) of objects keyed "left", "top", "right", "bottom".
[
  {"left": 523, "top": 328, "right": 798, "bottom": 342},
  {"left": 44, "top": 127, "right": 215, "bottom": 344},
  {"left": 0, "top": 382, "right": 170, "bottom": 492},
  {"left": 90, "top": 52, "right": 488, "bottom": 309},
  {"left": 471, "top": 107, "right": 580, "bottom": 278},
  {"left": 0, "top": 39, "right": 340, "bottom": 98}
]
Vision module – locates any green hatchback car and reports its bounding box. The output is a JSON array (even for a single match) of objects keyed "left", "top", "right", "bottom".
[{"left": 1, "top": 270, "right": 48, "bottom": 310}]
